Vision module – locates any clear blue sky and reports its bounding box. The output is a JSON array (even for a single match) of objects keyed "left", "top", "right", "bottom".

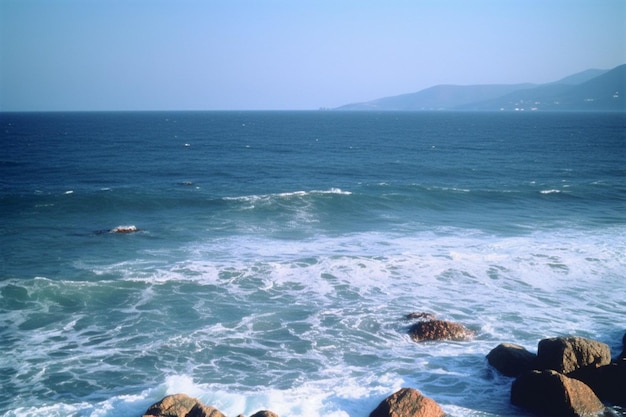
[{"left": 1, "top": 0, "right": 624, "bottom": 111}]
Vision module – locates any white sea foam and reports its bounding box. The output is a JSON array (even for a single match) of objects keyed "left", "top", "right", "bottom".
[
  {"left": 3, "top": 226, "right": 624, "bottom": 417},
  {"left": 223, "top": 188, "right": 352, "bottom": 202}
]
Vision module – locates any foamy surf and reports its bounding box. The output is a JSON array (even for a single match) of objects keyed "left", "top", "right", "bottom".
[{"left": 2, "top": 111, "right": 624, "bottom": 417}]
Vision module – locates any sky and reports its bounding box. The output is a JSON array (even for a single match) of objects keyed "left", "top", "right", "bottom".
[{"left": 1, "top": 0, "right": 625, "bottom": 111}]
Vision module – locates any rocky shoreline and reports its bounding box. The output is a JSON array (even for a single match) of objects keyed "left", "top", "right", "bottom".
[{"left": 140, "top": 316, "right": 625, "bottom": 417}]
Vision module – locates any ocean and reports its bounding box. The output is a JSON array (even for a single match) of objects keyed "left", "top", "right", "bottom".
[{"left": 1, "top": 111, "right": 624, "bottom": 417}]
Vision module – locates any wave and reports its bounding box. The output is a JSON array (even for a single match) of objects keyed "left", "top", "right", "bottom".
[
  {"left": 0, "top": 374, "right": 406, "bottom": 417},
  {"left": 3, "top": 222, "right": 625, "bottom": 417},
  {"left": 223, "top": 188, "right": 352, "bottom": 202}
]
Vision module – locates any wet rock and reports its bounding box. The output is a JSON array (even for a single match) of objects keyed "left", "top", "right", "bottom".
[
  {"left": 511, "top": 369, "right": 605, "bottom": 416},
  {"left": 620, "top": 332, "right": 626, "bottom": 360},
  {"left": 249, "top": 411, "right": 279, "bottom": 417},
  {"left": 110, "top": 225, "right": 140, "bottom": 233},
  {"left": 536, "top": 336, "right": 611, "bottom": 374},
  {"left": 370, "top": 387, "right": 445, "bottom": 417},
  {"left": 486, "top": 343, "right": 537, "bottom": 377},
  {"left": 408, "top": 320, "right": 473, "bottom": 342},
  {"left": 405, "top": 312, "right": 436, "bottom": 321},
  {"left": 142, "top": 394, "right": 226, "bottom": 417},
  {"left": 570, "top": 358, "right": 626, "bottom": 407}
]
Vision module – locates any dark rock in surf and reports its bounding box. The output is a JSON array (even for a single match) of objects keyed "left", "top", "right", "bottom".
[
  {"left": 408, "top": 320, "right": 473, "bottom": 342},
  {"left": 569, "top": 358, "right": 626, "bottom": 407},
  {"left": 536, "top": 336, "right": 611, "bottom": 374},
  {"left": 405, "top": 312, "right": 436, "bottom": 321},
  {"left": 511, "top": 369, "right": 605, "bottom": 416},
  {"left": 110, "top": 225, "right": 141, "bottom": 234},
  {"left": 142, "top": 394, "right": 226, "bottom": 417},
  {"left": 370, "top": 387, "right": 445, "bottom": 417},
  {"left": 486, "top": 343, "right": 537, "bottom": 377}
]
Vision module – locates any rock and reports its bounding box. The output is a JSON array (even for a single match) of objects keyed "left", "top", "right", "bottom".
[
  {"left": 620, "top": 332, "right": 626, "bottom": 360},
  {"left": 597, "top": 358, "right": 626, "bottom": 407},
  {"left": 408, "top": 320, "right": 473, "bottom": 342},
  {"left": 142, "top": 394, "right": 226, "bottom": 417},
  {"left": 536, "top": 336, "right": 611, "bottom": 374},
  {"left": 369, "top": 388, "right": 445, "bottom": 417},
  {"left": 570, "top": 358, "right": 626, "bottom": 407},
  {"left": 405, "top": 312, "right": 436, "bottom": 321},
  {"left": 486, "top": 343, "right": 537, "bottom": 377},
  {"left": 511, "top": 370, "right": 605, "bottom": 416},
  {"left": 250, "top": 411, "right": 279, "bottom": 417},
  {"left": 110, "top": 225, "right": 140, "bottom": 233}
]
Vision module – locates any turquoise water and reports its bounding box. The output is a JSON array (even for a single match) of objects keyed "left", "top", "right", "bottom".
[{"left": 1, "top": 111, "right": 625, "bottom": 416}]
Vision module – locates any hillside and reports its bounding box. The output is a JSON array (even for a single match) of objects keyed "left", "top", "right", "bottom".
[{"left": 336, "top": 65, "right": 624, "bottom": 112}]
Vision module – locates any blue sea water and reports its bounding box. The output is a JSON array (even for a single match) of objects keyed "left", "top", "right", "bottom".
[{"left": 0, "top": 111, "right": 625, "bottom": 417}]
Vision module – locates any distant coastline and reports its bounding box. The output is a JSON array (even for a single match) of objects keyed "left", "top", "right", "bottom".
[{"left": 335, "top": 63, "right": 625, "bottom": 112}]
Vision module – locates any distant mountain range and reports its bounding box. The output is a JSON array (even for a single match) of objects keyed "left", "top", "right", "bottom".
[{"left": 335, "top": 64, "right": 625, "bottom": 112}]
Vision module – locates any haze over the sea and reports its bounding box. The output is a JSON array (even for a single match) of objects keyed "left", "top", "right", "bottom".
[{"left": 1, "top": 0, "right": 625, "bottom": 112}]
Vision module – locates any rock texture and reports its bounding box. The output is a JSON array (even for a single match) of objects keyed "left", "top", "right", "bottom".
[
  {"left": 570, "top": 358, "right": 626, "bottom": 407},
  {"left": 369, "top": 388, "right": 445, "bottom": 417},
  {"left": 488, "top": 334, "right": 625, "bottom": 414},
  {"left": 536, "top": 336, "right": 611, "bottom": 374},
  {"left": 405, "top": 312, "right": 436, "bottom": 321},
  {"left": 249, "top": 411, "right": 280, "bottom": 417},
  {"left": 408, "top": 320, "right": 473, "bottom": 342},
  {"left": 511, "top": 370, "right": 605, "bottom": 416},
  {"left": 142, "top": 394, "right": 226, "bottom": 417},
  {"left": 486, "top": 343, "right": 537, "bottom": 377}
]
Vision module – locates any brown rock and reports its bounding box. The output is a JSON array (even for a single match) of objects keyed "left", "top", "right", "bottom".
[
  {"left": 370, "top": 388, "right": 445, "bottom": 417},
  {"left": 408, "top": 320, "right": 473, "bottom": 342},
  {"left": 249, "top": 411, "right": 279, "bottom": 417},
  {"left": 142, "top": 394, "right": 226, "bottom": 417},
  {"left": 536, "top": 336, "right": 611, "bottom": 374},
  {"left": 486, "top": 343, "right": 537, "bottom": 377},
  {"left": 511, "top": 370, "right": 605, "bottom": 416},
  {"left": 570, "top": 358, "right": 626, "bottom": 407},
  {"left": 405, "top": 312, "right": 436, "bottom": 321}
]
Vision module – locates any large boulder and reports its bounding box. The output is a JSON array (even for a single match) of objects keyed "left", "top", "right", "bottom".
[
  {"left": 511, "top": 370, "right": 605, "bottom": 416},
  {"left": 408, "top": 320, "right": 473, "bottom": 342},
  {"left": 486, "top": 343, "right": 537, "bottom": 377},
  {"left": 143, "top": 394, "right": 226, "bottom": 417},
  {"left": 536, "top": 336, "right": 611, "bottom": 374},
  {"left": 370, "top": 388, "right": 445, "bottom": 417},
  {"left": 569, "top": 358, "right": 626, "bottom": 407}
]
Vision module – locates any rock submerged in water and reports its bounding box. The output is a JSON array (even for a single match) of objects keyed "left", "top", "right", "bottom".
[
  {"left": 110, "top": 225, "right": 140, "bottom": 233},
  {"left": 408, "top": 319, "right": 474, "bottom": 342},
  {"left": 405, "top": 312, "right": 436, "bottom": 321},
  {"left": 511, "top": 369, "right": 605, "bottom": 417},
  {"left": 487, "top": 333, "right": 626, "bottom": 414},
  {"left": 369, "top": 387, "right": 445, "bottom": 417},
  {"left": 486, "top": 343, "right": 537, "bottom": 377}
]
